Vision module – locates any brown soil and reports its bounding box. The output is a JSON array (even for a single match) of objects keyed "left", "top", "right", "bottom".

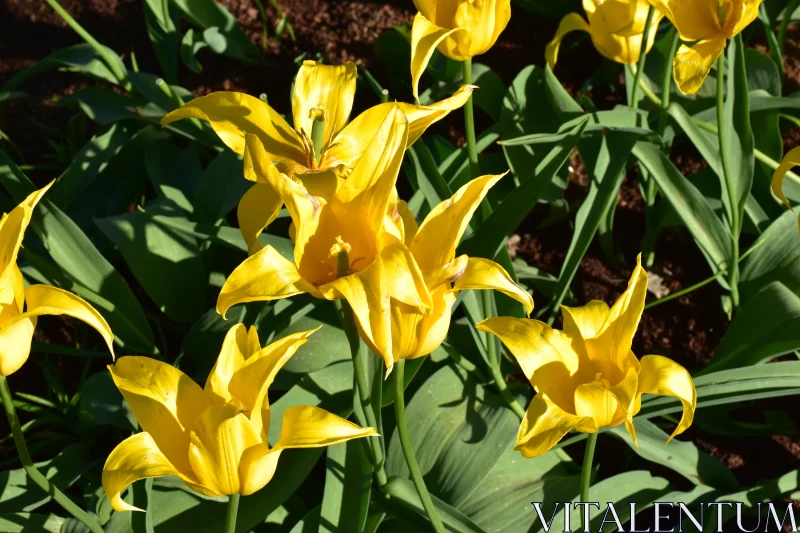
[{"left": 2, "top": 0, "right": 800, "bottom": 501}]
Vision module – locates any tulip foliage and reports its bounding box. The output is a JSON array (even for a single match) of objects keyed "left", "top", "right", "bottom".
[{"left": 0, "top": 0, "right": 800, "bottom": 531}]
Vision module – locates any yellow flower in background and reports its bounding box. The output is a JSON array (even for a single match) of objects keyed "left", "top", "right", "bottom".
[
  {"left": 771, "top": 146, "right": 800, "bottom": 232},
  {"left": 388, "top": 175, "right": 534, "bottom": 361},
  {"left": 546, "top": 0, "right": 664, "bottom": 68},
  {"left": 216, "top": 106, "right": 433, "bottom": 375},
  {"left": 0, "top": 182, "right": 115, "bottom": 376},
  {"left": 103, "top": 323, "right": 376, "bottom": 511},
  {"left": 161, "top": 60, "right": 473, "bottom": 255},
  {"left": 410, "top": 0, "right": 511, "bottom": 101},
  {"left": 650, "top": 0, "right": 762, "bottom": 94},
  {"left": 477, "top": 255, "right": 696, "bottom": 458}
]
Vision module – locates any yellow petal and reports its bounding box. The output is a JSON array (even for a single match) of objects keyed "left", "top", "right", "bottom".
[
  {"left": 108, "top": 356, "right": 211, "bottom": 477},
  {"left": 410, "top": 12, "right": 466, "bottom": 102},
  {"left": 398, "top": 85, "right": 475, "bottom": 146},
  {"left": 0, "top": 182, "right": 53, "bottom": 307},
  {"left": 237, "top": 182, "right": 283, "bottom": 256},
  {"left": 379, "top": 236, "right": 432, "bottom": 311},
  {"left": 452, "top": 0, "right": 511, "bottom": 58},
  {"left": 0, "top": 310, "right": 35, "bottom": 376},
  {"left": 515, "top": 393, "right": 591, "bottom": 458},
  {"left": 161, "top": 92, "right": 305, "bottom": 164},
  {"left": 731, "top": 0, "right": 761, "bottom": 36},
  {"left": 772, "top": 146, "right": 800, "bottom": 212},
  {"left": 452, "top": 256, "right": 534, "bottom": 316},
  {"left": 647, "top": 0, "right": 722, "bottom": 42},
  {"left": 391, "top": 285, "right": 457, "bottom": 361},
  {"left": 412, "top": 174, "right": 505, "bottom": 276},
  {"left": 673, "top": 39, "right": 726, "bottom": 96},
  {"left": 561, "top": 300, "right": 610, "bottom": 341},
  {"left": 238, "top": 447, "right": 281, "bottom": 496},
  {"left": 188, "top": 404, "right": 264, "bottom": 496},
  {"left": 19, "top": 284, "right": 115, "bottom": 358},
  {"left": 217, "top": 245, "right": 312, "bottom": 319},
  {"left": 545, "top": 12, "right": 590, "bottom": 68},
  {"left": 393, "top": 200, "right": 418, "bottom": 247},
  {"left": 271, "top": 405, "right": 377, "bottom": 451},
  {"left": 636, "top": 355, "right": 696, "bottom": 441},
  {"left": 102, "top": 432, "right": 185, "bottom": 512},
  {"left": 585, "top": 2, "right": 665, "bottom": 65},
  {"left": 204, "top": 323, "right": 253, "bottom": 406},
  {"left": 292, "top": 61, "right": 357, "bottom": 151},
  {"left": 574, "top": 380, "right": 619, "bottom": 429}
]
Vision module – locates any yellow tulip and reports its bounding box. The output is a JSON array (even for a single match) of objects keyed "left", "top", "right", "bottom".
[
  {"left": 649, "top": 0, "right": 762, "bottom": 94},
  {"left": 0, "top": 182, "right": 115, "bottom": 376},
  {"left": 217, "top": 105, "right": 433, "bottom": 375},
  {"left": 477, "top": 255, "right": 695, "bottom": 458},
  {"left": 410, "top": 0, "right": 511, "bottom": 101},
  {"left": 103, "top": 323, "right": 376, "bottom": 511},
  {"left": 771, "top": 146, "right": 800, "bottom": 232},
  {"left": 388, "top": 174, "right": 534, "bottom": 361},
  {"left": 161, "top": 60, "right": 473, "bottom": 255},
  {"left": 546, "top": 0, "right": 664, "bottom": 68}
]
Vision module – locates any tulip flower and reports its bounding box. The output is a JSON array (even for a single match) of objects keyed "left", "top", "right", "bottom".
[
  {"left": 388, "top": 174, "right": 534, "bottom": 361},
  {"left": 0, "top": 182, "right": 115, "bottom": 376},
  {"left": 477, "top": 256, "right": 695, "bottom": 458},
  {"left": 649, "top": 0, "right": 762, "bottom": 94},
  {"left": 103, "top": 323, "right": 376, "bottom": 511},
  {"left": 410, "top": 0, "right": 511, "bottom": 101},
  {"left": 772, "top": 146, "right": 800, "bottom": 232},
  {"left": 546, "top": 0, "right": 664, "bottom": 68},
  {"left": 161, "top": 60, "right": 473, "bottom": 254},
  {"left": 217, "top": 106, "right": 433, "bottom": 375}
]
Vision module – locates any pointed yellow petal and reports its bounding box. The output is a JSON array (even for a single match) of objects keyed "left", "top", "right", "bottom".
[
  {"left": 292, "top": 61, "right": 357, "bottom": 150},
  {"left": 452, "top": 256, "right": 534, "bottom": 316},
  {"left": 410, "top": 12, "right": 465, "bottom": 102},
  {"left": 161, "top": 92, "right": 305, "bottom": 163},
  {"left": 271, "top": 405, "right": 377, "bottom": 451},
  {"left": 0, "top": 310, "right": 35, "bottom": 376},
  {"left": 411, "top": 174, "right": 505, "bottom": 276},
  {"left": 391, "top": 285, "right": 457, "bottom": 361},
  {"left": 108, "top": 356, "right": 211, "bottom": 477},
  {"left": 731, "top": 0, "right": 761, "bottom": 36},
  {"left": 204, "top": 324, "right": 251, "bottom": 406},
  {"left": 515, "top": 393, "right": 591, "bottom": 458},
  {"left": 452, "top": 0, "right": 511, "bottom": 57},
  {"left": 647, "top": 0, "right": 721, "bottom": 42},
  {"left": 561, "top": 300, "right": 610, "bottom": 341},
  {"left": 636, "top": 355, "right": 696, "bottom": 441},
  {"left": 397, "top": 85, "right": 475, "bottom": 146},
  {"left": 102, "top": 432, "right": 185, "bottom": 512},
  {"left": 772, "top": 146, "right": 800, "bottom": 211},
  {"left": 673, "top": 39, "right": 726, "bottom": 96},
  {"left": 380, "top": 236, "right": 432, "bottom": 311},
  {"left": 393, "top": 200, "right": 418, "bottom": 247},
  {"left": 545, "top": 12, "right": 590, "bottom": 68},
  {"left": 217, "top": 245, "right": 312, "bottom": 319},
  {"left": 0, "top": 182, "right": 53, "bottom": 307},
  {"left": 19, "top": 284, "right": 115, "bottom": 358},
  {"left": 237, "top": 182, "right": 283, "bottom": 256},
  {"left": 188, "top": 404, "right": 264, "bottom": 496}
]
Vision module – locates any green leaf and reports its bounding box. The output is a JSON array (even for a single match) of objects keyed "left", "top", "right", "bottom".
[
  {"left": 95, "top": 199, "right": 208, "bottom": 323},
  {"left": 78, "top": 371, "right": 135, "bottom": 429},
  {"left": 191, "top": 150, "right": 250, "bottom": 223},
  {"left": 144, "top": 142, "right": 203, "bottom": 212},
  {"left": 1, "top": 44, "right": 122, "bottom": 92},
  {"left": 143, "top": 0, "right": 180, "bottom": 83},
  {"left": 0, "top": 513, "right": 65, "bottom": 533},
  {"left": 740, "top": 210, "right": 800, "bottom": 299},
  {"left": 128, "top": 72, "right": 192, "bottom": 113},
  {"left": 0, "top": 150, "right": 155, "bottom": 352},
  {"left": 180, "top": 29, "right": 208, "bottom": 74},
  {"left": 319, "top": 441, "right": 372, "bottom": 533}
]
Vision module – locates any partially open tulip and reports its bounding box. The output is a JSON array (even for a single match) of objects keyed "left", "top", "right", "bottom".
[
  {"left": 103, "top": 324, "right": 376, "bottom": 511},
  {"left": 0, "top": 182, "right": 115, "bottom": 376},
  {"left": 410, "top": 0, "right": 511, "bottom": 101},
  {"left": 387, "top": 174, "right": 534, "bottom": 361},
  {"left": 477, "top": 255, "right": 695, "bottom": 458},
  {"left": 162, "top": 60, "right": 472, "bottom": 254},
  {"left": 217, "top": 106, "right": 433, "bottom": 375},
  {"left": 649, "top": 0, "right": 762, "bottom": 94},
  {"left": 771, "top": 146, "right": 800, "bottom": 232},
  {"left": 547, "top": 0, "right": 664, "bottom": 68}
]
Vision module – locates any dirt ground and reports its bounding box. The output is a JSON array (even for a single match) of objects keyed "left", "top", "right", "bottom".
[{"left": 1, "top": 0, "right": 799, "bottom": 490}]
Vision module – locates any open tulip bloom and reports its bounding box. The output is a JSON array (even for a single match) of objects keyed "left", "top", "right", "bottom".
[
  {"left": 477, "top": 255, "right": 696, "bottom": 458},
  {"left": 547, "top": 0, "right": 664, "bottom": 68},
  {"left": 161, "top": 60, "right": 473, "bottom": 255},
  {"left": 649, "top": 0, "right": 762, "bottom": 94},
  {"left": 0, "top": 182, "right": 115, "bottom": 376},
  {"left": 103, "top": 323, "right": 376, "bottom": 511},
  {"left": 410, "top": 0, "right": 511, "bottom": 101}
]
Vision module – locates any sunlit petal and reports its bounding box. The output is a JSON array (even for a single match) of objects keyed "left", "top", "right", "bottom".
[
  {"left": 636, "top": 355, "right": 696, "bottom": 442},
  {"left": 453, "top": 256, "right": 534, "bottom": 316},
  {"left": 292, "top": 61, "right": 357, "bottom": 150},
  {"left": 561, "top": 300, "right": 610, "bottom": 342},
  {"left": 391, "top": 285, "right": 457, "bottom": 361},
  {"left": 0, "top": 310, "right": 35, "bottom": 377},
  {"left": 545, "top": 12, "right": 590, "bottom": 68},
  {"left": 237, "top": 183, "right": 283, "bottom": 256},
  {"left": 515, "top": 393, "right": 591, "bottom": 458},
  {"left": 673, "top": 39, "right": 726, "bottom": 95},
  {"left": 410, "top": 12, "right": 466, "bottom": 102},
  {"left": 204, "top": 324, "right": 252, "bottom": 406},
  {"left": 271, "top": 405, "right": 377, "bottom": 451}
]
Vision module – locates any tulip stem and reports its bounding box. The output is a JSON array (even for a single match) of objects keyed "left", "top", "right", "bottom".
[
  {"left": 0, "top": 376, "right": 105, "bottom": 533},
  {"left": 462, "top": 58, "right": 480, "bottom": 180},
  {"left": 393, "top": 359, "right": 446, "bottom": 533},
  {"left": 629, "top": 6, "right": 655, "bottom": 111},
  {"left": 488, "top": 362, "right": 526, "bottom": 420},
  {"left": 579, "top": 432, "right": 598, "bottom": 503},
  {"left": 224, "top": 493, "right": 240, "bottom": 533}
]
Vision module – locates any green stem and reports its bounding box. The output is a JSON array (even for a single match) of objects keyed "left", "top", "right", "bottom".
[
  {"left": 487, "top": 363, "right": 526, "bottom": 420},
  {"left": 43, "top": 0, "right": 130, "bottom": 89},
  {"left": 715, "top": 49, "right": 740, "bottom": 310},
  {"left": 481, "top": 290, "right": 525, "bottom": 419},
  {"left": 393, "top": 360, "right": 446, "bottom": 533},
  {"left": 0, "top": 376, "right": 104, "bottom": 533},
  {"left": 629, "top": 6, "right": 655, "bottom": 111},
  {"left": 579, "top": 432, "right": 598, "bottom": 503},
  {"left": 461, "top": 58, "right": 480, "bottom": 180},
  {"left": 224, "top": 493, "right": 240, "bottom": 533},
  {"left": 779, "top": 0, "right": 800, "bottom": 53},
  {"left": 656, "top": 29, "right": 681, "bottom": 139}
]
